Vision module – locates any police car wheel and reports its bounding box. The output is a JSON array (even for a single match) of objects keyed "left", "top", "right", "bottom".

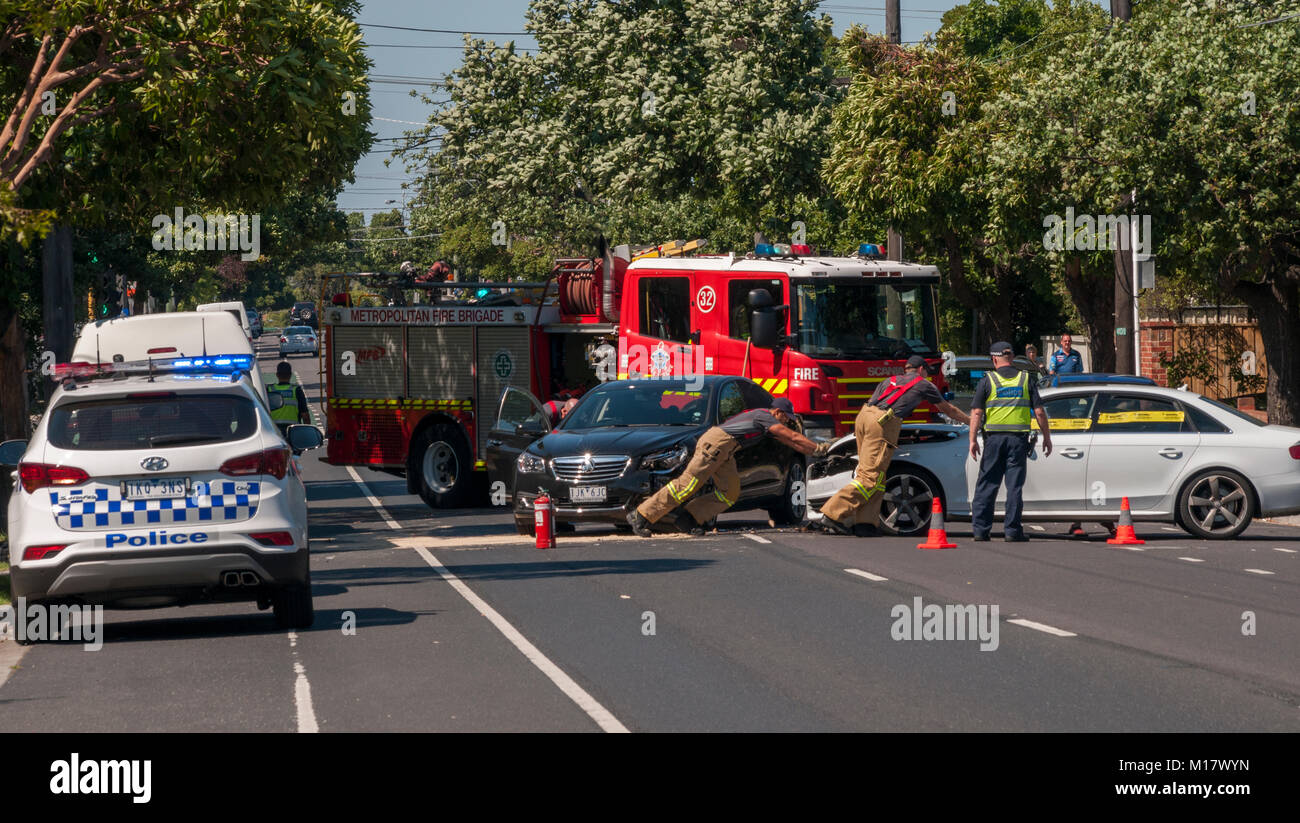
[
  {"left": 412, "top": 423, "right": 473, "bottom": 508},
  {"left": 768, "top": 460, "right": 807, "bottom": 525},
  {"left": 879, "top": 466, "right": 942, "bottom": 537},
  {"left": 1177, "top": 469, "right": 1253, "bottom": 539},
  {"left": 273, "top": 579, "right": 314, "bottom": 629}
]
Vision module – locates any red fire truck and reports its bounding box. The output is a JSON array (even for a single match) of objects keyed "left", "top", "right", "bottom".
[{"left": 319, "top": 242, "right": 948, "bottom": 508}]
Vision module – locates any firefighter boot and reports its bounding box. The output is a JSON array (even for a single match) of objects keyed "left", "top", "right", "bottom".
[
  {"left": 626, "top": 510, "right": 654, "bottom": 538},
  {"left": 674, "top": 510, "right": 706, "bottom": 536}
]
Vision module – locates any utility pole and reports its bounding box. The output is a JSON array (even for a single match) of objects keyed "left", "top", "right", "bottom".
[
  {"left": 41, "top": 225, "right": 74, "bottom": 398},
  {"left": 886, "top": 0, "right": 903, "bottom": 262},
  {"left": 1111, "top": 0, "right": 1134, "bottom": 373}
]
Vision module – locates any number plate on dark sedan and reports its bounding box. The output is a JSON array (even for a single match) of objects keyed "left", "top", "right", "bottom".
[{"left": 571, "top": 486, "right": 606, "bottom": 503}]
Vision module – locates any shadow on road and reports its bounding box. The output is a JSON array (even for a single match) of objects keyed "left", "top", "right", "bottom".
[{"left": 86, "top": 606, "right": 429, "bottom": 643}]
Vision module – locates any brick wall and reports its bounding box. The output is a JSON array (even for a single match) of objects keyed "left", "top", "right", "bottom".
[{"left": 1139, "top": 322, "right": 1175, "bottom": 387}]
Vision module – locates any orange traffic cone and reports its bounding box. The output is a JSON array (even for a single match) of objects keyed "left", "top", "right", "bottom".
[
  {"left": 1106, "top": 496, "right": 1145, "bottom": 545},
  {"left": 917, "top": 497, "right": 957, "bottom": 550}
]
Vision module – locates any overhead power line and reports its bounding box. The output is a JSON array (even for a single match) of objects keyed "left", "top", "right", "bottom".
[{"left": 360, "top": 22, "right": 532, "bottom": 35}]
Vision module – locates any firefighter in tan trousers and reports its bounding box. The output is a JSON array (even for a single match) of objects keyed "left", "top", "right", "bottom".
[
  {"left": 628, "top": 397, "right": 830, "bottom": 536},
  {"left": 812, "top": 355, "right": 971, "bottom": 536}
]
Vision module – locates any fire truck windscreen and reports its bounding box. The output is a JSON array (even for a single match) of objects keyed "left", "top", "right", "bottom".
[{"left": 793, "top": 281, "right": 938, "bottom": 360}]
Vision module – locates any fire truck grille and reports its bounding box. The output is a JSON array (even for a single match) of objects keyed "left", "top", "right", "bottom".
[{"left": 550, "top": 455, "right": 631, "bottom": 483}]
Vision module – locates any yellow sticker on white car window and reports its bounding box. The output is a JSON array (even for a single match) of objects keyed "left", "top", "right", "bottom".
[
  {"left": 1097, "top": 410, "right": 1184, "bottom": 424},
  {"left": 1032, "top": 417, "right": 1093, "bottom": 430}
]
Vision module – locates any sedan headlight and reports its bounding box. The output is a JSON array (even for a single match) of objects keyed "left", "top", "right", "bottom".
[
  {"left": 641, "top": 444, "right": 689, "bottom": 473},
  {"left": 516, "top": 452, "right": 546, "bottom": 474}
]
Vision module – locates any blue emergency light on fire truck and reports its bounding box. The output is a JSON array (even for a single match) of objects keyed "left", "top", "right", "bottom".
[{"left": 318, "top": 243, "right": 947, "bottom": 510}]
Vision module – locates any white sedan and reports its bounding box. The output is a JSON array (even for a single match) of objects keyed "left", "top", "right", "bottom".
[
  {"left": 278, "top": 326, "right": 319, "bottom": 356},
  {"left": 808, "top": 385, "right": 1300, "bottom": 539}
]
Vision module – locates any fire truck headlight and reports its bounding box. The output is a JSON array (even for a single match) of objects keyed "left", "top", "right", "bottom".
[
  {"left": 516, "top": 453, "right": 546, "bottom": 474},
  {"left": 641, "top": 444, "right": 688, "bottom": 473}
]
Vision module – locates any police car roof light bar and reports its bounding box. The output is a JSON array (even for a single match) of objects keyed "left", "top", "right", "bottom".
[{"left": 53, "top": 354, "right": 255, "bottom": 381}]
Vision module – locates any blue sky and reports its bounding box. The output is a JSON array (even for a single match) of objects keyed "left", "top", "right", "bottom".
[{"left": 341, "top": 1, "right": 959, "bottom": 219}]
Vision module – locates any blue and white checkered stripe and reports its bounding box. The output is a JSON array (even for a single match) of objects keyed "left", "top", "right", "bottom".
[{"left": 50, "top": 482, "right": 261, "bottom": 530}]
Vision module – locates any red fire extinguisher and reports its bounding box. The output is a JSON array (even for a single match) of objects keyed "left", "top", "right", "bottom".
[{"left": 534, "top": 489, "right": 556, "bottom": 549}]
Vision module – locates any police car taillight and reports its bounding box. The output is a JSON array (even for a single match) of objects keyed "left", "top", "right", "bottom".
[
  {"left": 249, "top": 531, "right": 294, "bottom": 547},
  {"left": 1289, "top": 444, "right": 1300, "bottom": 460},
  {"left": 219, "top": 446, "right": 290, "bottom": 480},
  {"left": 22, "top": 544, "right": 67, "bottom": 561},
  {"left": 18, "top": 462, "right": 90, "bottom": 493}
]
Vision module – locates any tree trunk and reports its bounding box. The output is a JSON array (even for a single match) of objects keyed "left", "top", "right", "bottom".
[
  {"left": 943, "top": 231, "right": 1012, "bottom": 350},
  {"left": 0, "top": 304, "right": 28, "bottom": 440},
  {"left": 1235, "top": 275, "right": 1300, "bottom": 426},
  {"left": 1062, "top": 256, "right": 1115, "bottom": 372},
  {"left": 0, "top": 303, "right": 28, "bottom": 534}
]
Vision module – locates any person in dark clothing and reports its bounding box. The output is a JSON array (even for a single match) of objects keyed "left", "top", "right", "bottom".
[{"left": 969, "top": 342, "right": 1052, "bottom": 542}]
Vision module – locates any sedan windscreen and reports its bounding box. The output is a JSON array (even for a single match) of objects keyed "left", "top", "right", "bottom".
[
  {"left": 561, "top": 383, "right": 713, "bottom": 428},
  {"left": 49, "top": 394, "right": 259, "bottom": 450}
]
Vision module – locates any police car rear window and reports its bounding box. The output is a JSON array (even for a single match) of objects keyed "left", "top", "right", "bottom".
[{"left": 48, "top": 395, "right": 259, "bottom": 450}]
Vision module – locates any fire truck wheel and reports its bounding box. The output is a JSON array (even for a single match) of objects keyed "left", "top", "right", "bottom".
[
  {"left": 412, "top": 423, "right": 473, "bottom": 508},
  {"left": 768, "top": 459, "right": 807, "bottom": 525}
]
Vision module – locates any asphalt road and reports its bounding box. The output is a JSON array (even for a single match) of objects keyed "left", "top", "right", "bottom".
[{"left": 2, "top": 335, "right": 1298, "bottom": 732}]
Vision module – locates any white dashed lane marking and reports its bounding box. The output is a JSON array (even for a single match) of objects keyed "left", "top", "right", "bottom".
[
  {"left": 1243, "top": 568, "right": 1275, "bottom": 576},
  {"left": 1178, "top": 557, "right": 1205, "bottom": 563},
  {"left": 288, "top": 631, "right": 319, "bottom": 733},
  {"left": 743, "top": 534, "right": 771, "bottom": 544},
  {"left": 1273, "top": 547, "right": 1297, "bottom": 554},
  {"left": 1007, "top": 618, "right": 1077, "bottom": 638},
  {"left": 844, "top": 568, "right": 888, "bottom": 582}
]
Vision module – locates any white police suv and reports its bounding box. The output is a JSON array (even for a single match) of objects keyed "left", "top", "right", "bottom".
[{"left": 0, "top": 354, "right": 323, "bottom": 634}]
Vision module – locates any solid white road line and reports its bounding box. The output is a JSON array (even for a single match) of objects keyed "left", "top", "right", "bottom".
[
  {"left": 1029, "top": 524, "right": 1045, "bottom": 532},
  {"left": 1244, "top": 568, "right": 1275, "bottom": 575},
  {"left": 342, "top": 468, "right": 629, "bottom": 733},
  {"left": 1162, "top": 526, "right": 1181, "bottom": 532},
  {"left": 1273, "top": 547, "right": 1297, "bottom": 554},
  {"left": 843, "top": 568, "right": 888, "bottom": 582},
  {"left": 743, "top": 534, "right": 771, "bottom": 544},
  {"left": 288, "top": 632, "right": 320, "bottom": 733},
  {"left": 1178, "top": 557, "right": 1206, "bottom": 563},
  {"left": 410, "top": 543, "right": 630, "bottom": 733},
  {"left": 346, "top": 465, "right": 401, "bottom": 531},
  {"left": 1007, "top": 618, "right": 1077, "bottom": 638}
]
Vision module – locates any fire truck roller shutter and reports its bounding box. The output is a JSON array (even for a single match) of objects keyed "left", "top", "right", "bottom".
[
  {"left": 331, "top": 326, "right": 404, "bottom": 399},
  {"left": 476, "top": 327, "right": 532, "bottom": 455},
  {"left": 408, "top": 327, "right": 474, "bottom": 399}
]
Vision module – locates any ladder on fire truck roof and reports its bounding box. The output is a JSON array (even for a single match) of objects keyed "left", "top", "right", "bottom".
[{"left": 629, "top": 238, "right": 708, "bottom": 261}]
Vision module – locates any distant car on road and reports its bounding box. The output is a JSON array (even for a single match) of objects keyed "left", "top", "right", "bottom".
[
  {"left": 486, "top": 376, "right": 808, "bottom": 535},
  {"left": 246, "top": 308, "right": 263, "bottom": 338},
  {"left": 278, "top": 326, "right": 319, "bottom": 357},
  {"left": 289, "top": 301, "right": 317, "bottom": 329},
  {"left": 943, "top": 355, "right": 1043, "bottom": 413},
  {"left": 809, "top": 384, "right": 1300, "bottom": 539},
  {"left": 0, "top": 355, "right": 325, "bottom": 634}
]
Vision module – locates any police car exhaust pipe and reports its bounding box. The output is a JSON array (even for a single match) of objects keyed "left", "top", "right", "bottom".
[
  {"left": 222, "top": 571, "right": 242, "bottom": 587},
  {"left": 239, "top": 571, "right": 260, "bottom": 587}
]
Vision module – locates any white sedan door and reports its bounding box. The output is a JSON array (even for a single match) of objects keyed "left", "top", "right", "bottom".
[
  {"left": 1085, "top": 392, "right": 1200, "bottom": 513},
  {"left": 964, "top": 393, "right": 1096, "bottom": 513}
]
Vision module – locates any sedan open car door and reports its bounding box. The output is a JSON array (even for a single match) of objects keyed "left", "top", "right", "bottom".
[{"left": 485, "top": 386, "right": 553, "bottom": 498}]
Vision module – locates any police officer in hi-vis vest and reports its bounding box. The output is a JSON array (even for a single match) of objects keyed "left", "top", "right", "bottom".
[
  {"left": 628, "top": 398, "right": 829, "bottom": 536},
  {"left": 812, "top": 355, "right": 970, "bottom": 535},
  {"left": 268, "top": 361, "right": 311, "bottom": 434},
  {"left": 968, "top": 342, "right": 1053, "bottom": 542}
]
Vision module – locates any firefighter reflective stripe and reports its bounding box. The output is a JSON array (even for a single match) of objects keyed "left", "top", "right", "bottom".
[
  {"left": 670, "top": 476, "right": 698, "bottom": 502},
  {"left": 983, "top": 371, "right": 1032, "bottom": 432},
  {"left": 757, "top": 378, "right": 788, "bottom": 395},
  {"left": 329, "top": 398, "right": 472, "bottom": 409},
  {"left": 269, "top": 383, "right": 299, "bottom": 422},
  {"left": 714, "top": 488, "right": 732, "bottom": 506},
  {"left": 851, "top": 475, "right": 885, "bottom": 501}
]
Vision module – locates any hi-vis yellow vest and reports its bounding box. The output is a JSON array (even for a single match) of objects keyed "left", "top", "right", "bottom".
[
  {"left": 983, "top": 371, "right": 1031, "bottom": 432},
  {"left": 269, "top": 382, "right": 299, "bottom": 422}
]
